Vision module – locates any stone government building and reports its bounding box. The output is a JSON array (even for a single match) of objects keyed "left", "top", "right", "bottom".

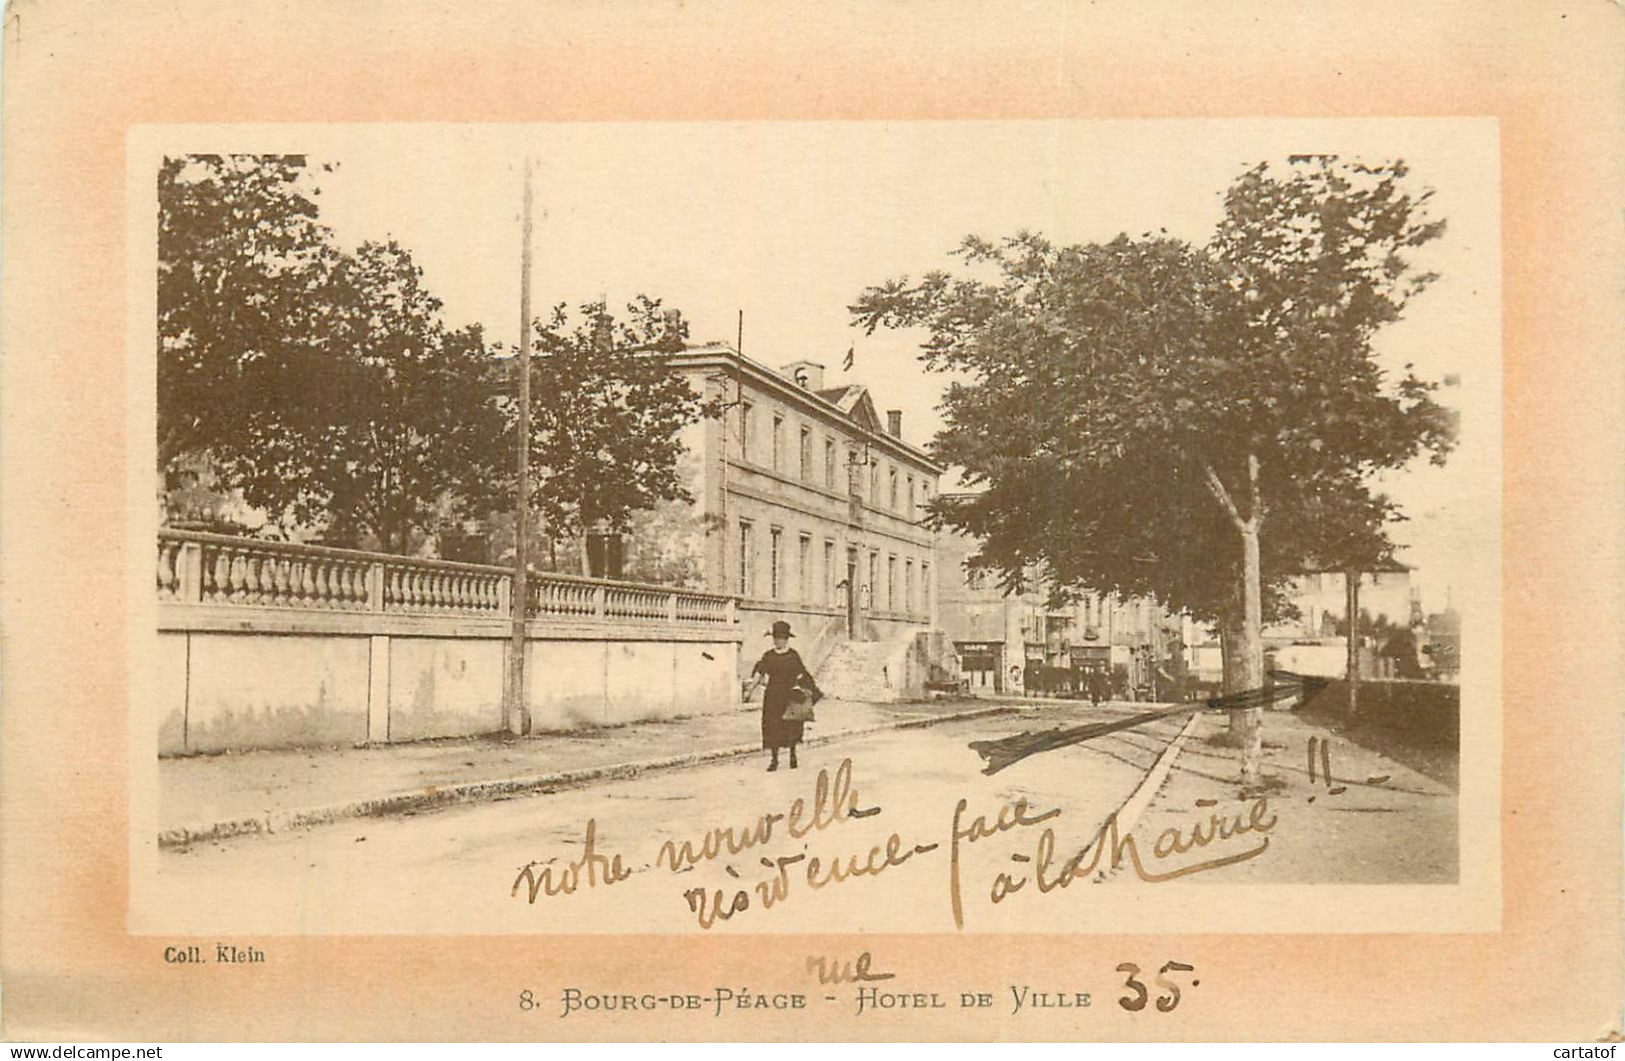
[{"left": 658, "top": 344, "right": 948, "bottom": 699}]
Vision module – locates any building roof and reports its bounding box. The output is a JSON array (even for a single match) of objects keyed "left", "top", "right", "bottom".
[{"left": 668, "top": 343, "right": 943, "bottom": 472}]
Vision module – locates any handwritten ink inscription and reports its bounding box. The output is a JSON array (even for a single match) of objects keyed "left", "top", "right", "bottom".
[
  {"left": 509, "top": 757, "right": 1277, "bottom": 930},
  {"left": 808, "top": 951, "right": 895, "bottom": 984},
  {"left": 1117, "top": 961, "right": 1197, "bottom": 1013}
]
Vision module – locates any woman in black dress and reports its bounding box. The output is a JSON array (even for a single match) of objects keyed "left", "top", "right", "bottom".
[{"left": 745, "top": 620, "right": 821, "bottom": 771}]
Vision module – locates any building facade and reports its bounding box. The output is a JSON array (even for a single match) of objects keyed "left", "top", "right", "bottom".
[
  {"left": 934, "top": 508, "right": 1187, "bottom": 699},
  {"left": 657, "top": 344, "right": 944, "bottom": 679},
  {"left": 1261, "top": 566, "right": 1423, "bottom": 680},
  {"left": 1266, "top": 567, "right": 1416, "bottom": 640}
]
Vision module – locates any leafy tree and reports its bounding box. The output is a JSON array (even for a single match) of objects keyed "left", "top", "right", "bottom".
[
  {"left": 516, "top": 297, "right": 721, "bottom": 575},
  {"left": 160, "top": 156, "right": 507, "bottom": 552},
  {"left": 852, "top": 158, "right": 1455, "bottom": 786},
  {"left": 277, "top": 241, "right": 508, "bottom": 551},
  {"left": 158, "top": 154, "right": 341, "bottom": 476}
]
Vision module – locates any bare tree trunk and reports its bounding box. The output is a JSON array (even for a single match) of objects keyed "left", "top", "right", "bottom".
[
  {"left": 1232, "top": 520, "right": 1264, "bottom": 788},
  {"left": 1205, "top": 454, "right": 1265, "bottom": 789},
  {"left": 1345, "top": 569, "right": 1360, "bottom": 720}
]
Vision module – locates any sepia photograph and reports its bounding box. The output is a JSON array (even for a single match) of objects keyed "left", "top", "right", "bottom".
[
  {"left": 4, "top": 0, "right": 1620, "bottom": 1045},
  {"left": 134, "top": 120, "right": 1498, "bottom": 936}
]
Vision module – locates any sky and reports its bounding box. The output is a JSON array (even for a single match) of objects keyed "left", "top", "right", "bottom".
[{"left": 278, "top": 119, "right": 1499, "bottom": 614}]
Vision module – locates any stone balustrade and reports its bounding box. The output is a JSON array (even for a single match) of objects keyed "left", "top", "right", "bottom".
[
  {"left": 155, "top": 530, "right": 742, "bottom": 756},
  {"left": 157, "top": 529, "right": 735, "bottom": 629}
]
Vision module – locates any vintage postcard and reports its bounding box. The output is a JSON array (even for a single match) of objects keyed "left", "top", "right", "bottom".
[{"left": 2, "top": 0, "right": 1620, "bottom": 1043}]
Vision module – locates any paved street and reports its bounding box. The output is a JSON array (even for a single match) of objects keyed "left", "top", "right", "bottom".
[
  {"left": 145, "top": 699, "right": 1459, "bottom": 936},
  {"left": 150, "top": 702, "right": 1192, "bottom": 935}
]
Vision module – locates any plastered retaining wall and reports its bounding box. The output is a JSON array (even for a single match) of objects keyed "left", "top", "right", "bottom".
[
  {"left": 155, "top": 531, "right": 740, "bottom": 755},
  {"left": 158, "top": 628, "right": 739, "bottom": 754}
]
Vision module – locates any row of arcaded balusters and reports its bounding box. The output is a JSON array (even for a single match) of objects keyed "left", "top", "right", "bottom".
[
  {"left": 383, "top": 565, "right": 503, "bottom": 613},
  {"left": 528, "top": 579, "right": 597, "bottom": 618},
  {"left": 160, "top": 538, "right": 731, "bottom": 623},
  {"left": 201, "top": 547, "right": 372, "bottom": 609},
  {"left": 606, "top": 587, "right": 669, "bottom": 621},
  {"left": 676, "top": 595, "right": 729, "bottom": 624}
]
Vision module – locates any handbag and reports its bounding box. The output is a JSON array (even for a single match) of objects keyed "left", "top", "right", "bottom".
[{"left": 781, "top": 687, "right": 816, "bottom": 723}]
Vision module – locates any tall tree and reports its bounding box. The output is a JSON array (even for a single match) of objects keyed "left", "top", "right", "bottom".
[
  {"left": 160, "top": 155, "right": 507, "bottom": 551},
  {"left": 852, "top": 158, "right": 1455, "bottom": 786},
  {"left": 267, "top": 240, "right": 507, "bottom": 551},
  {"left": 157, "top": 154, "right": 341, "bottom": 476},
  {"left": 520, "top": 297, "right": 721, "bottom": 575}
]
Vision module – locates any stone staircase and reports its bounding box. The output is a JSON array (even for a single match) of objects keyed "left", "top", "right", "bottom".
[
  {"left": 816, "top": 630, "right": 936, "bottom": 703},
  {"left": 816, "top": 640, "right": 898, "bottom": 702}
]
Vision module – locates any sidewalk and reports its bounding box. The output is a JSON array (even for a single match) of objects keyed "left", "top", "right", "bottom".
[
  {"left": 158, "top": 697, "right": 1024, "bottom": 848},
  {"left": 1123, "top": 706, "right": 1459, "bottom": 884}
]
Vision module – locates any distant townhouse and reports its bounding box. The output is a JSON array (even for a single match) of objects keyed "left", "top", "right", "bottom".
[
  {"left": 1254, "top": 564, "right": 1441, "bottom": 680},
  {"left": 934, "top": 504, "right": 1187, "bottom": 699}
]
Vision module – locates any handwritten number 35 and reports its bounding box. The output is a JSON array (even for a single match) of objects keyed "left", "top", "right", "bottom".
[{"left": 1117, "top": 961, "right": 1195, "bottom": 1013}]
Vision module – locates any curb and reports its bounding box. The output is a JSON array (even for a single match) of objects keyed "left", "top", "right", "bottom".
[
  {"left": 1085, "top": 708, "right": 1205, "bottom": 882},
  {"left": 158, "top": 703, "right": 1026, "bottom": 850}
]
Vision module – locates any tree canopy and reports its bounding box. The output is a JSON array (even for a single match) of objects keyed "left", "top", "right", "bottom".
[
  {"left": 158, "top": 154, "right": 339, "bottom": 474},
  {"left": 852, "top": 158, "right": 1456, "bottom": 630},
  {"left": 518, "top": 297, "right": 721, "bottom": 572},
  {"left": 158, "top": 155, "right": 715, "bottom": 561}
]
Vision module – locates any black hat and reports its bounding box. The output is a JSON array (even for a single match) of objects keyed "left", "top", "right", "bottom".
[{"left": 769, "top": 620, "right": 795, "bottom": 638}]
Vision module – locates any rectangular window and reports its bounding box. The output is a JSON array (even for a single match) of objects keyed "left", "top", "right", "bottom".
[
  {"left": 772, "top": 415, "right": 784, "bottom": 472},
  {"left": 921, "top": 562, "right": 930, "bottom": 616},
  {"left": 824, "top": 540, "right": 837, "bottom": 606},
  {"left": 848, "top": 446, "right": 862, "bottom": 495},
  {"left": 889, "top": 468, "right": 898, "bottom": 510},
  {"left": 887, "top": 555, "right": 897, "bottom": 612},
  {"left": 770, "top": 528, "right": 782, "bottom": 599},
  {"left": 824, "top": 439, "right": 836, "bottom": 489},
  {"left": 870, "top": 460, "right": 880, "bottom": 504},
  {"left": 868, "top": 551, "right": 879, "bottom": 609},
  {"left": 800, "top": 427, "right": 812, "bottom": 481},
  {"left": 905, "top": 560, "right": 914, "bottom": 615},
  {"left": 739, "top": 402, "right": 753, "bottom": 461},
  {"left": 738, "top": 521, "right": 753, "bottom": 596},
  {"left": 907, "top": 475, "right": 916, "bottom": 517},
  {"left": 798, "top": 533, "right": 812, "bottom": 602}
]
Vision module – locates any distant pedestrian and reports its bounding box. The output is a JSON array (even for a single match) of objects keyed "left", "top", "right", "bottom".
[{"left": 743, "top": 620, "right": 822, "bottom": 772}]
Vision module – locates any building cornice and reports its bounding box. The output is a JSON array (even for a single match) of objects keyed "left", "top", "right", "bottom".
[{"left": 667, "top": 344, "right": 946, "bottom": 475}]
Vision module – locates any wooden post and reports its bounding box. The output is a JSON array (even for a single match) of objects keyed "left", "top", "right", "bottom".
[
  {"left": 504, "top": 158, "right": 534, "bottom": 737},
  {"left": 1346, "top": 569, "right": 1360, "bottom": 720}
]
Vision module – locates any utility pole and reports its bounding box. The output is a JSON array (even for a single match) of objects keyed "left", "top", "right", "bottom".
[
  {"left": 1345, "top": 568, "right": 1360, "bottom": 720},
  {"left": 504, "top": 158, "right": 534, "bottom": 736}
]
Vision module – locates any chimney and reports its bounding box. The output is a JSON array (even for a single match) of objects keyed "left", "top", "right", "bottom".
[
  {"left": 661, "top": 308, "right": 686, "bottom": 345},
  {"left": 887, "top": 410, "right": 902, "bottom": 437},
  {"left": 591, "top": 307, "right": 614, "bottom": 352},
  {"left": 783, "top": 360, "right": 825, "bottom": 391}
]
